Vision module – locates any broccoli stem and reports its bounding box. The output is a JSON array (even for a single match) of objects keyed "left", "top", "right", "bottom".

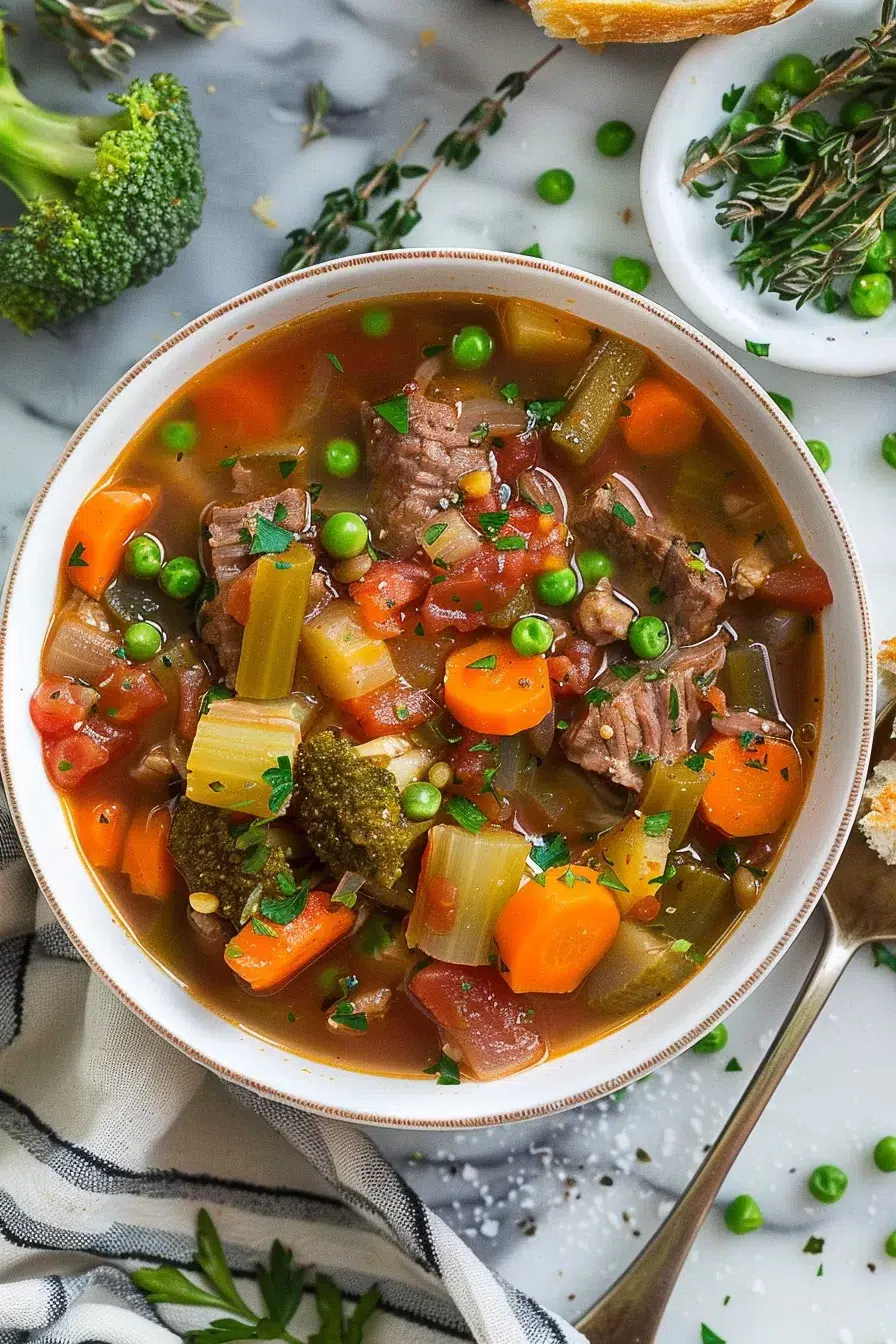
[{"left": 0, "top": 26, "right": 124, "bottom": 202}]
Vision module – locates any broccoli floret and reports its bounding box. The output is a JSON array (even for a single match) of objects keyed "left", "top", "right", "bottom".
[
  {"left": 292, "top": 731, "right": 415, "bottom": 888},
  {"left": 169, "top": 798, "right": 294, "bottom": 925},
  {"left": 0, "top": 27, "right": 204, "bottom": 333}
]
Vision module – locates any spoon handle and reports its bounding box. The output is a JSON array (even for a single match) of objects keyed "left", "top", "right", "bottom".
[{"left": 576, "top": 909, "right": 853, "bottom": 1344}]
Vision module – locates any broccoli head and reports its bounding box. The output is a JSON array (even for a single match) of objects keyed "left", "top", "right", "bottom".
[
  {"left": 0, "top": 26, "right": 204, "bottom": 333},
  {"left": 169, "top": 798, "right": 295, "bottom": 925},
  {"left": 292, "top": 731, "right": 415, "bottom": 888}
]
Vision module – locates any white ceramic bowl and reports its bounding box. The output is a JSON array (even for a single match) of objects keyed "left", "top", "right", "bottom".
[
  {"left": 0, "top": 249, "right": 874, "bottom": 1127},
  {"left": 641, "top": 0, "right": 890, "bottom": 375}
]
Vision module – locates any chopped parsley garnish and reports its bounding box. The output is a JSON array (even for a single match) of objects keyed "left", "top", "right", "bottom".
[
  {"left": 671, "top": 938, "right": 693, "bottom": 954},
  {"left": 468, "top": 421, "right": 490, "bottom": 445},
  {"left": 422, "top": 343, "right": 447, "bottom": 357},
  {"left": 803, "top": 1236, "right": 825, "bottom": 1255},
  {"left": 521, "top": 241, "right": 543, "bottom": 257},
  {"left": 648, "top": 861, "right": 677, "bottom": 887},
  {"left": 360, "top": 911, "right": 396, "bottom": 957},
  {"left": 279, "top": 458, "right": 298, "bottom": 479},
  {"left": 644, "top": 811, "right": 672, "bottom": 837},
  {"left": 395, "top": 704, "right": 409, "bottom": 722},
  {"left": 330, "top": 999, "right": 368, "bottom": 1032},
  {"left": 669, "top": 684, "right": 680, "bottom": 725},
  {"left": 309, "top": 481, "right": 323, "bottom": 503},
  {"left": 218, "top": 454, "right": 238, "bottom": 468},
  {"left": 872, "top": 942, "right": 896, "bottom": 974},
  {"left": 325, "top": 351, "right": 344, "bottom": 371},
  {"left": 611, "top": 501, "right": 636, "bottom": 528},
  {"left": 649, "top": 585, "right": 666, "bottom": 604},
  {"left": 739, "top": 730, "right": 763, "bottom": 750},
  {"left": 373, "top": 393, "right": 410, "bottom": 434},
  {"left": 597, "top": 868, "right": 629, "bottom": 894},
  {"left": 467, "top": 654, "right": 497, "bottom": 671},
  {"left": 683, "top": 751, "right": 713, "bottom": 772},
  {"left": 745, "top": 340, "right": 769, "bottom": 357},
  {"left": 249, "top": 514, "right": 293, "bottom": 556},
  {"left": 241, "top": 843, "right": 270, "bottom": 875},
  {"left": 261, "top": 876, "right": 310, "bottom": 926},
  {"left": 424, "top": 521, "right": 448, "bottom": 546},
  {"left": 716, "top": 841, "right": 739, "bottom": 876},
  {"left": 261, "top": 754, "right": 293, "bottom": 814},
  {"left": 495, "top": 535, "right": 526, "bottom": 551},
  {"left": 200, "top": 684, "right": 234, "bottom": 716},
  {"left": 611, "top": 663, "right": 639, "bottom": 681},
  {"left": 526, "top": 398, "right": 566, "bottom": 427},
  {"left": 701, "top": 1326, "right": 726, "bottom": 1344},
  {"left": 469, "top": 740, "right": 496, "bottom": 752},
  {"left": 444, "top": 796, "right": 487, "bottom": 834},
  {"left": 57, "top": 760, "right": 73, "bottom": 773},
  {"left": 725, "top": 1057, "right": 743, "bottom": 1073},
  {"left": 631, "top": 749, "right": 657, "bottom": 767},
  {"left": 250, "top": 916, "right": 277, "bottom": 938},
  {"left": 478, "top": 509, "right": 510, "bottom": 537},
  {"left": 500, "top": 381, "right": 520, "bottom": 403},
  {"left": 721, "top": 83, "right": 745, "bottom": 112},
  {"left": 531, "top": 831, "right": 570, "bottom": 872},
  {"left": 67, "top": 541, "right": 88, "bottom": 569},
  {"left": 423, "top": 1051, "right": 461, "bottom": 1085},
  {"left": 744, "top": 755, "right": 769, "bottom": 772}
]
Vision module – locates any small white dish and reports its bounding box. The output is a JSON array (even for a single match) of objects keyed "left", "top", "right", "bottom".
[{"left": 641, "top": 0, "right": 892, "bottom": 375}]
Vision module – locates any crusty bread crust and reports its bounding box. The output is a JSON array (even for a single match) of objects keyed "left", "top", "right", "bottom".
[{"left": 519, "top": 0, "right": 813, "bottom": 44}]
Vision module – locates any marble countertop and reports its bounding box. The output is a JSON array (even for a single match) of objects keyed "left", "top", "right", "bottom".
[{"left": 2, "top": 1, "right": 895, "bottom": 1339}]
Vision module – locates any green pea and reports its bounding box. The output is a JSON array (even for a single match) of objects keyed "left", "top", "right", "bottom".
[
  {"left": 773, "top": 53, "right": 820, "bottom": 97},
  {"left": 806, "top": 440, "right": 832, "bottom": 472},
  {"left": 748, "top": 146, "right": 790, "bottom": 179},
  {"left": 400, "top": 781, "right": 442, "bottom": 821},
  {"left": 850, "top": 271, "right": 893, "bottom": 318},
  {"left": 692, "top": 1023, "right": 728, "bottom": 1054},
  {"left": 728, "top": 110, "right": 762, "bottom": 140},
  {"left": 628, "top": 614, "right": 669, "bottom": 661},
  {"left": 751, "top": 80, "right": 788, "bottom": 119},
  {"left": 159, "top": 555, "right": 202, "bottom": 600},
  {"left": 865, "top": 229, "right": 896, "bottom": 274},
  {"left": 724, "top": 1194, "right": 763, "bottom": 1235},
  {"left": 321, "top": 511, "right": 369, "bottom": 559},
  {"left": 612, "top": 256, "right": 651, "bottom": 293},
  {"left": 789, "top": 109, "right": 829, "bottom": 163},
  {"left": 536, "top": 168, "right": 575, "bottom": 205},
  {"left": 882, "top": 433, "right": 896, "bottom": 469},
  {"left": 534, "top": 567, "right": 578, "bottom": 606},
  {"left": 451, "top": 325, "right": 494, "bottom": 371},
  {"left": 124, "top": 621, "right": 162, "bottom": 662},
  {"left": 841, "top": 97, "right": 876, "bottom": 130},
  {"left": 323, "top": 437, "right": 362, "bottom": 478},
  {"left": 360, "top": 307, "right": 393, "bottom": 338},
  {"left": 596, "top": 120, "right": 636, "bottom": 158},
  {"left": 511, "top": 616, "right": 554, "bottom": 657},
  {"left": 578, "top": 549, "right": 613, "bottom": 586},
  {"left": 886, "top": 1230, "right": 896, "bottom": 1258},
  {"left": 807, "top": 1164, "right": 848, "bottom": 1204},
  {"left": 873, "top": 1136, "right": 896, "bottom": 1172},
  {"left": 125, "top": 534, "right": 163, "bottom": 580},
  {"left": 816, "top": 284, "right": 842, "bottom": 314},
  {"left": 160, "top": 419, "right": 197, "bottom": 456}
]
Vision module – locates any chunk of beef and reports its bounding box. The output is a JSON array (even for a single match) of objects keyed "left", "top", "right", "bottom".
[
  {"left": 361, "top": 391, "right": 490, "bottom": 559},
  {"left": 574, "top": 578, "right": 633, "bottom": 646},
  {"left": 712, "top": 709, "right": 790, "bottom": 742},
  {"left": 198, "top": 595, "right": 243, "bottom": 688},
  {"left": 571, "top": 475, "right": 726, "bottom": 642},
  {"left": 731, "top": 541, "right": 776, "bottom": 600},
  {"left": 205, "top": 488, "right": 308, "bottom": 589},
  {"left": 561, "top": 633, "right": 727, "bottom": 792},
  {"left": 518, "top": 467, "right": 566, "bottom": 521}
]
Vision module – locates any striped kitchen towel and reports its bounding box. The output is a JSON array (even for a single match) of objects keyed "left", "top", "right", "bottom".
[{"left": 0, "top": 799, "right": 584, "bottom": 1344}]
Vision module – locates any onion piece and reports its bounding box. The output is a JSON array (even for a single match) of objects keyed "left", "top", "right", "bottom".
[
  {"left": 417, "top": 508, "right": 480, "bottom": 566},
  {"left": 524, "top": 706, "right": 556, "bottom": 760},
  {"left": 332, "top": 871, "right": 366, "bottom": 908},
  {"left": 44, "top": 600, "right": 120, "bottom": 681}
]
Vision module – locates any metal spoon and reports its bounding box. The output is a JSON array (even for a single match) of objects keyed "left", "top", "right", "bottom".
[{"left": 576, "top": 699, "right": 895, "bottom": 1343}]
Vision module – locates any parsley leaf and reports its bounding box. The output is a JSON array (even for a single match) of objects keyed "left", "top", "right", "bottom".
[
  {"left": 745, "top": 340, "right": 769, "bottom": 357},
  {"left": 721, "top": 83, "right": 745, "bottom": 112},
  {"left": 531, "top": 831, "right": 570, "bottom": 872},
  {"left": 598, "top": 868, "right": 629, "bottom": 894},
  {"left": 326, "top": 351, "right": 344, "bottom": 371},
  {"left": 526, "top": 398, "right": 566, "bottom": 427},
  {"left": 669, "top": 684, "right": 680, "bottom": 724},
  {"left": 611, "top": 501, "right": 636, "bottom": 527},
  {"left": 495, "top": 535, "right": 526, "bottom": 551},
  {"left": 422, "top": 343, "right": 447, "bottom": 357},
  {"left": 249, "top": 514, "right": 293, "bottom": 556},
  {"left": 424, "top": 521, "right": 448, "bottom": 546},
  {"left": 644, "top": 811, "right": 672, "bottom": 837},
  {"left": 279, "top": 458, "right": 297, "bottom": 479},
  {"left": 631, "top": 748, "right": 657, "bottom": 767},
  {"left": 611, "top": 663, "right": 639, "bottom": 681},
  {"left": 478, "top": 509, "right": 510, "bottom": 537},
  {"left": 261, "top": 755, "right": 293, "bottom": 815},
  {"left": 872, "top": 942, "right": 896, "bottom": 974},
  {"left": 330, "top": 999, "right": 368, "bottom": 1031},
  {"left": 423, "top": 1051, "right": 461, "bottom": 1085},
  {"left": 500, "top": 381, "right": 520, "bottom": 403},
  {"left": 521, "top": 241, "right": 543, "bottom": 257},
  {"left": 725, "top": 1057, "right": 743, "bottom": 1072},
  {"left": 374, "top": 393, "right": 410, "bottom": 434},
  {"left": 260, "top": 877, "right": 309, "bottom": 925},
  {"left": 444, "top": 796, "right": 487, "bottom": 834},
  {"left": 467, "top": 654, "right": 497, "bottom": 670},
  {"left": 585, "top": 686, "right": 613, "bottom": 706},
  {"left": 803, "top": 1235, "right": 825, "bottom": 1255},
  {"left": 67, "top": 541, "right": 88, "bottom": 568},
  {"left": 701, "top": 1327, "right": 726, "bottom": 1344}
]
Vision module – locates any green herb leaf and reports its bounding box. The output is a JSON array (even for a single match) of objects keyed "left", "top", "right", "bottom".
[
  {"left": 670, "top": 938, "right": 693, "bottom": 954},
  {"left": 260, "top": 878, "right": 309, "bottom": 925},
  {"left": 531, "top": 831, "right": 570, "bottom": 871},
  {"left": 648, "top": 861, "right": 678, "bottom": 887},
  {"left": 330, "top": 999, "right": 368, "bottom": 1031},
  {"left": 526, "top": 398, "right": 566, "bottom": 427},
  {"left": 521, "top": 242, "right": 543, "bottom": 257},
  {"left": 631, "top": 748, "right": 657, "bottom": 767},
  {"left": 721, "top": 84, "right": 745, "bottom": 113},
  {"left": 468, "top": 421, "right": 490, "bottom": 444},
  {"left": 611, "top": 501, "right": 636, "bottom": 527},
  {"left": 373, "top": 393, "right": 410, "bottom": 434},
  {"left": 279, "top": 458, "right": 298, "bottom": 479},
  {"left": 360, "top": 911, "right": 396, "bottom": 957},
  {"left": 717, "top": 841, "right": 740, "bottom": 876},
  {"left": 644, "top": 811, "right": 672, "bottom": 836},
  {"left": 218, "top": 454, "right": 238, "bottom": 468},
  {"left": 424, "top": 521, "right": 448, "bottom": 546},
  {"left": 195, "top": 1208, "right": 255, "bottom": 1318},
  {"left": 739, "top": 730, "right": 763, "bottom": 750},
  {"left": 251, "top": 916, "right": 278, "bottom": 937},
  {"left": 129, "top": 1264, "right": 234, "bottom": 1311},
  {"left": 500, "top": 381, "right": 520, "bottom": 403},
  {"left": 423, "top": 1050, "right": 461, "bottom": 1085},
  {"left": 326, "top": 352, "right": 344, "bottom": 371},
  {"left": 261, "top": 754, "right": 294, "bottom": 815},
  {"left": 669, "top": 684, "right": 680, "bottom": 724},
  {"left": 745, "top": 340, "right": 769, "bottom": 357},
  {"left": 250, "top": 514, "right": 294, "bottom": 556},
  {"left": 257, "top": 1238, "right": 306, "bottom": 1330},
  {"left": 611, "top": 663, "right": 639, "bottom": 681},
  {"left": 701, "top": 1326, "right": 726, "bottom": 1344},
  {"left": 872, "top": 942, "right": 896, "bottom": 974},
  {"left": 803, "top": 1235, "right": 825, "bottom": 1255},
  {"left": 444, "top": 795, "right": 488, "bottom": 833},
  {"left": 495, "top": 535, "right": 527, "bottom": 551},
  {"left": 649, "top": 584, "right": 666, "bottom": 604},
  {"left": 67, "top": 541, "right": 88, "bottom": 568},
  {"left": 597, "top": 868, "right": 630, "bottom": 894},
  {"left": 467, "top": 654, "right": 497, "bottom": 670},
  {"left": 683, "top": 752, "right": 713, "bottom": 772},
  {"left": 725, "top": 1057, "right": 743, "bottom": 1072},
  {"left": 585, "top": 686, "right": 613, "bottom": 706},
  {"left": 478, "top": 509, "right": 510, "bottom": 537},
  {"left": 241, "top": 843, "right": 270, "bottom": 876},
  {"left": 200, "top": 685, "right": 234, "bottom": 717},
  {"left": 769, "top": 391, "right": 794, "bottom": 420},
  {"left": 422, "top": 343, "right": 447, "bottom": 357}
]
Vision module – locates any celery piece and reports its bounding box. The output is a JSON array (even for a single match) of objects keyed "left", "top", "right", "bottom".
[
  {"left": 722, "top": 643, "right": 779, "bottom": 717},
  {"left": 587, "top": 922, "right": 696, "bottom": 1017},
  {"left": 406, "top": 824, "right": 530, "bottom": 965},
  {"left": 235, "top": 543, "right": 314, "bottom": 700},
  {"left": 502, "top": 298, "right": 594, "bottom": 363},
  {"left": 670, "top": 446, "right": 730, "bottom": 522},
  {"left": 417, "top": 509, "right": 480, "bottom": 566},
  {"left": 640, "top": 760, "right": 709, "bottom": 849},
  {"left": 302, "top": 598, "right": 395, "bottom": 702},
  {"left": 551, "top": 336, "right": 648, "bottom": 465},
  {"left": 597, "top": 813, "right": 671, "bottom": 915},
  {"left": 656, "top": 861, "right": 737, "bottom": 950},
  {"left": 186, "top": 696, "right": 304, "bottom": 818}
]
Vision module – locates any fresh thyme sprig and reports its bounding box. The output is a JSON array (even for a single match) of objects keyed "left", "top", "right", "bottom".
[
  {"left": 282, "top": 44, "right": 562, "bottom": 272},
  {"left": 131, "top": 1208, "right": 380, "bottom": 1344},
  {"left": 682, "top": 0, "right": 896, "bottom": 306},
  {"left": 301, "top": 80, "right": 331, "bottom": 151},
  {"left": 33, "top": 0, "right": 232, "bottom": 84}
]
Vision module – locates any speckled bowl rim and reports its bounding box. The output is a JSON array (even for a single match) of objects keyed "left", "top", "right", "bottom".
[{"left": 0, "top": 248, "right": 875, "bottom": 1129}]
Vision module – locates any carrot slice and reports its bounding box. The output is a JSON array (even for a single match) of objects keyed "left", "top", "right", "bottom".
[
  {"left": 70, "top": 798, "right": 130, "bottom": 869},
  {"left": 621, "top": 377, "right": 705, "bottom": 457},
  {"left": 64, "top": 485, "right": 159, "bottom": 599},
  {"left": 192, "top": 367, "right": 284, "bottom": 443},
  {"left": 225, "top": 888, "right": 356, "bottom": 992},
  {"left": 121, "top": 803, "right": 175, "bottom": 899},
  {"left": 222, "top": 560, "right": 257, "bottom": 625},
  {"left": 443, "top": 635, "right": 553, "bottom": 736},
  {"left": 494, "top": 864, "right": 621, "bottom": 994},
  {"left": 699, "top": 732, "right": 802, "bottom": 838}
]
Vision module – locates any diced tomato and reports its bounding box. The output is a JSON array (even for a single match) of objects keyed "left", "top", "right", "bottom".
[
  {"left": 758, "top": 556, "right": 833, "bottom": 612},
  {"left": 493, "top": 430, "right": 541, "bottom": 482},
  {"left": 222, "top": 560, "right": 258, "bottom": 625},
  {"left": 349, "top": 560, "right": 431, "bottom": 639},
  {"left": 343, "top": 679, "right": 438, "bottom": 736},
  {"left": 421, "top": 544, "right": 529, "bottom": 634},
  {"left": 43, "top": 732, "right": 110, "bottom": 790},
  {"left": 409, "top": 962, "right": 546, "bottom": 1081},
  {"left": 628, "top": 895, "right": 662, "bottom": 923},
  {"left": 30, "top": 677, "right": 98, "bottom": 738},
  {"left": 175, "top": 665, "right": 211, "bottom": 741},
  {"left": 547, "top": 638, "right": 600, "bottom": 697},
  {"left": 81, "top": 715, "right": 138, "bottom": 765},
  {"left": 95, "top": 663, "right": 167, "bottom": 725},
  {"left": 451, "top": 729, "right": 500, "bottom": 787}
]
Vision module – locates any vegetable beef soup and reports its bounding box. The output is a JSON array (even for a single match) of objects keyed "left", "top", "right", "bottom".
[{"left": 32, "top": 294, "right": 828, "bottom": 1082}]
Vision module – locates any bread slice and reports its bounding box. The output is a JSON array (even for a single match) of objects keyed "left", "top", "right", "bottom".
[
  {"left": 860, "top": 758, "right": 896, "bottom": 867},
  {"left": 515, "top": 0, "right": 812, "bottom": 44}
]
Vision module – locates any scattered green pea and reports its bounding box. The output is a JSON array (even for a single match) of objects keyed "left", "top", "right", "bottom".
[
  {"left": 886, "top": 1230, "right": 896, "bottom": 1258},
  {"left": 159, "top": 555, "right": 202, "bottom": 600},
  {"left": 865, "top": 229, "right": 896, "bottom": 274},
  {"left": 628, "top": 615, "right": 669, "bottom": 661},
  {"left": 401, "top": 781, "right": 442, "bottom": 821},
  {"left": 692, "top": 1023, "right": 729, "bottom": 1054},
  {"left": 724, "top": 1194, "right": 764, "bottom": 1235},
  {"left": 850, "top": 271, "right": 893, "bottom": 318},
  {"left": 577, "top": 549, "right": 614, "bottom": 586},
  {"left": 125, "top": 534, "right": 163, "bottom": 580},
  {"left": 806, "top": 440, "right": 832, "bottom": 472},
  {"left": 159, "top": 419, "right": 197, "bottom": 456},
  {"left": 612, "top": 256, "right": 651, "bottom": 293},
  {"left": 841, "top": 97, "right": 876, "bottom": 130},
  {"left": 728, "top": 110, "right": 762, "bottom": 140},
  {"left": 123, "top": 621, "right": 162, "bottom": 662},
  {"left": 321, "top": 511, "right": 369, "bottom": 559},
  {"left": 511, "top": 616, "right": 554, "bottom": 658},
  {"left": 873, "top": 1136, "right": 896, "bottom": 1172},
  {"left": 751, "top": 80, "right": 788, "bottom": 119},
  {"left": 360, "top": 307, "right": 393, "bottom": 338},
  {"left": 773, "top": 53, "right": 820, "bottom": 97},
  {"left": 534, "top": 566, "right": 578, "bottom": 606},
  {"left": 883, "top": 433, "right": 896, "bottom": 469},
  {"left": 536, "top": 168, "right": 575, "bottom": 205},
  {"left": 451, "top": 325, "right": 494, "bottom": 371},
  {"left": 807, "top": 1164, "right": 848, "bottom": 1204},
  {"left": 596, "top": 120, "right": 636, "bottom": 158},
  {"left": 323, "top": 437, "right": 362, "bottom": 478}
]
